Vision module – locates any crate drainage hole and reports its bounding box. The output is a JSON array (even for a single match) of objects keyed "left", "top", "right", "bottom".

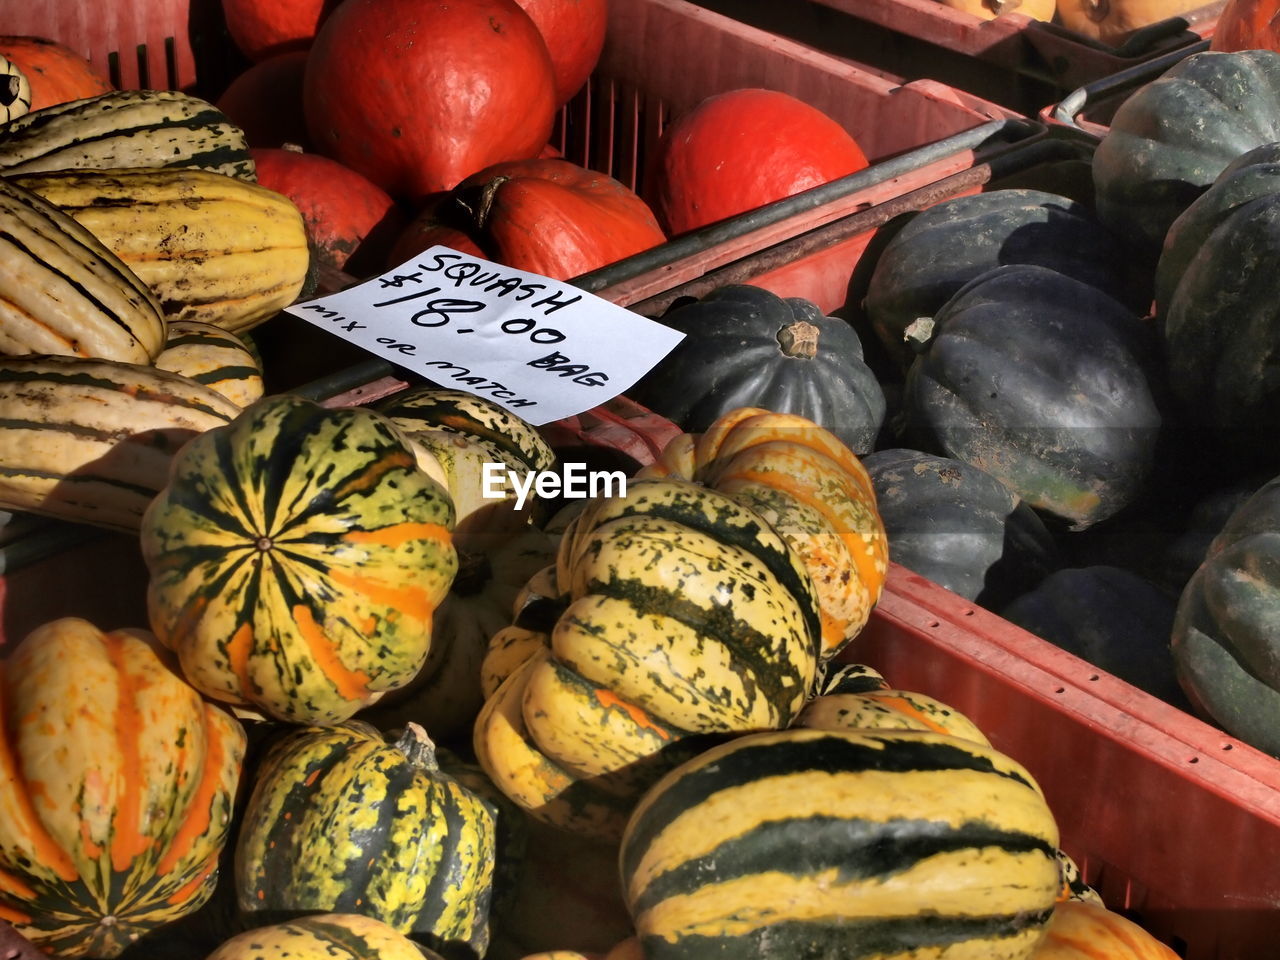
[
  {"left": 1221, "top": 743, "right": 1234, "bottom": 751},
  {"left": 1187, "top": 757, "right": 1200, "bottom": 764},
  {"left": 927, "top": 620, "right": 940, "bottom": 628},
  {"left": 1053, "top": 686, "right": 1066, "bottom": 694},
  {"left": 962, "top": 608, "right": 975, "bottom": 616},
  {"left": 1088, "top": 674, "right": 1099, "bottom": 681}
]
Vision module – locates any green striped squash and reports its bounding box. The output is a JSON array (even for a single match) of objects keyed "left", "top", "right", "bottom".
[
  {"left": 140, "top": 393, "right": 458, "bottom": 724},
  {"left": 621, "top": 728, "right": 1062, "bottom": 960},
  {"left": 816, "top": 661, "right": 891, "bottom": 695},
  {"left": 797, "top": 687, "right": 991, "bottom": 744},
  {"left": 0, "top": 89, "right": 254, "bottom": 179},
  {"left": 0, "top": 617, "right": 246, "bottom": 958},
  {"left": 235, "top": 721, "right": 496, "bottom": 957},
  {"left": 0, "top": 355, "right": 240, "bottom": 532},
  {"left": 153, "top": 320, "right": 264, "bottom": 408},
  {"left": 473, "top": 478, "right": 822, "bottom": 841},
  {"left": 206, "top": 913, "right": 446, "bottom": 960},
  {"left": 0, "top": 176, "right": 166, "bottom": 364}
]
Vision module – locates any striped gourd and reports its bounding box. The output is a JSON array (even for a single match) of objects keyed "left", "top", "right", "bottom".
[
  {"left": 473, "top": 477, "right": 822, "bottom": 840},
  {"left": 0, "top": 355, "right": 240, "bottom": 532},
  {"left": 0, "top": 54, "right": 31, "bottom": 122},
  {"left": 817, "top": 661, "right": 891, "bottom": 695},
  {"left": 206, "top": 914, "right": 446, "bottom": 960},
  {"left": 153, "top": 320, "right": 264, "bottom": 407},
  {"left": 620, "top": 727, "right": 1063, "bottom": 960},
  {"left": 0, "top": 89, "right": 254, "bottom": 179},
  {"left": 377, "top": 387, "right": 556, "bottom": 474},
  {"left": 639, "top": 407, "right": 889, "bottom": 662},
  {"left": 140, "top": 393, "right": 458, "bottom": 724},
  {"left": 235, "top": 721, "right": 496, "bottom": 956},
  {"left": 13, "top": 167, "right": 309, "bottom": 334},
  {"left": 0, "top": 617, "right": 246, "bottom": 958},
  {"left": 796, "top": 686, "right": 992, "bottom": 745},
  {"left": 0, "top": 177, "right": 166, "bottom": 363}
]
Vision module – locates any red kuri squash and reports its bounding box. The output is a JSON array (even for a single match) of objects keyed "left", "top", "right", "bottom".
[
  {"left": 387, "top": 157, "right": 666, "bottom": 279},
  {"left": 513, "top": 0, "right": 608, "bottom": 106},
  {"left": 216, "top": 51, "right": 311, "bottom": 149},
  {"left": 648, "top": 88, "right": 869, "bottom": 235},
  {"left": 1211, "top": 0, "right": 1280, "bottom": 50},
  {"left": 302, "top": 0, "right": 557, "bottom": 200},
  {"left": 0, "top": 36, "right": 112, "bottom": 111},
  {"left": 221, "top": 0, "right": 340, "bottom": 61}
]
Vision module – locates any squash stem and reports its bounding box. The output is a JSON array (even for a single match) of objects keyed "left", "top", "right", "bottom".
[
  {"left": 777, "top": 320, "right": 820, "bottom": 358},
  {"left": 395, "top": 722, "right": 440, "bottom": 771}
]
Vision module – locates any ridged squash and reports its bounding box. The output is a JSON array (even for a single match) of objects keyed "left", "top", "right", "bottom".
[
  {"left": 0, "top": 89, "right": 254, "bottom": 178},
  {"left": 1032, "top": 900, "right": 1179, "bottom": 958},
  {"left": 235, "top": 721, "right": 496, "bottom": 956},
  {"left": 0, "top": 617, "right": 246, "bottom": 958},
  {"left": 0, "top": 176, "right": 166, "bottom": 363},
  {"left": 140, "top": 393, "right": 458, "bottom": 724},
  {"left": 153, "top": 320, "right": 265, "bottom": 408},
  {"left": 796, "top": 685, "right": 992, "bottom": 745},
  {"left": 620, "top": 727, "right": 1062, "bottom": 959},
  {"left": 206, "top": 914, "right": 447, "bottom": 960},
  {"left": 13, "top": 166, "right": 310, "bottom": 334},
  {"left": 0, "top": 354, "right": 240, "bottom": 532},
  {"left": 473, "top": 477, "right": 822, "bottom": 841},
  {"left": 639, "top": 407, "right": 888, "bottom": 661}
]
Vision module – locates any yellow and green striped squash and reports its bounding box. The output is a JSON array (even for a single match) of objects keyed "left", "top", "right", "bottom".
[
  {"left": 473, "top": 477, "right": 822, "bottom": 842},
  {"left": 206, "top": 913, "right": 447, "bottom": 960},
  {"left": 0, "top": 617, "right": 246, "bottom": 958},
  {"left": 620, "top": 727, "right": 1062, "bottom": 960},
  {"left": 139, "top": 393, "right": 458, "bottom": 724},
  {"left": 797, "top": 686, "right": 992, "bottom": 745},
  {"left": 152, "top": 320, "right": 265, "bottom": 408},
  {"left": 639, "top": 407, "right": 889, "bottom": 663},
  {"left": 235, "top": 721, "right": 496, "bottom": 957}
]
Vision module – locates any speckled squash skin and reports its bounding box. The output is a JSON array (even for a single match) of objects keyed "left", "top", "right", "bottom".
[
  {"left": 140, "top": 394, "right": 458, "bottom": 725},
  {"left": 153, "top": 320, "right": 265, "bottom": 408},
  {"left": 0, "top": 618, "right": 246, "bottom": 958},
  {"left": 619, "top": 727, "right": 1062, "bottom": 960},
  {"left": 235, "top": 722, "right": 497, "bottom": 956},
  {"left": 1092, "top": 50, "right": 1280, "bottom": 256},
  {"left": 796, "top": 686, "right": 992, "bottom": 745},
  {"left": 205, "top": 913, "right": 447, "bottom": 960},
  {"left": 473, "top": 477, "right": 822, "bottom": 841},
  {"left": 639, "top": 408, "right": 888, "bottom": 661}
]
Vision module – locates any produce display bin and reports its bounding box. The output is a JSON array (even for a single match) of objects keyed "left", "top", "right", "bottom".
[{"left": 689, "top": 0, "right": 1223, "bottom": 115}]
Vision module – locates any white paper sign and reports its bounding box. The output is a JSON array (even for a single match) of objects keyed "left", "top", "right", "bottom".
[{"left": 285, "top": 246, "right": 686, "bottom": 424}]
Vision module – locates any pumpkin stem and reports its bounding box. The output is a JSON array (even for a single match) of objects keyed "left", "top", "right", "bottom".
[
  {"left": 395, "top": 722, "right": 440, "bottom": 771},
  {"left": 457, "top": 176, "right": 513, "bottom": 230},
  {"left": 777, "top": 320, "right": 820, "bottom": 358},
  {"left": 282, "top": 142, "right": 305, "bottom": 153}
]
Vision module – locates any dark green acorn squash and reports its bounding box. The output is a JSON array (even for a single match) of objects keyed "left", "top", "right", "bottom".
[
  {"left": 628, "top": 285, "right": 886, "bottom": 454},
  {"left": 1161, "top": 478, "right": 1264, "bottom": 593},
  {"left": 1093, "top": 49, "right": 1280, "bottom": 257},
  {"left": 863, "top": 448, "right": 1059, "bottom": 607},
  {"left": 1000, "top": 566, "right": 1188, "bottom": 708},
  {"left": 1172, "top": 475, "right": 1280, "bottom": 756},
  {"left": 1157, "top": 144, "right": 1280, "bottom": 467},
  {"left": 862, "top": 188, "right": 1141, "bottom": 372},
  {"left": 903, "top": 264, "right": 1162, "bottom": 531}
]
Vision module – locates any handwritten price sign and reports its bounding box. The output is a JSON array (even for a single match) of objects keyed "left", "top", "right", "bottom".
[{"left": 285, "top": 246, "right": 686, "bottom": 424}]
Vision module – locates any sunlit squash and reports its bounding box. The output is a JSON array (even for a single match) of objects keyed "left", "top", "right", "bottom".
[
  {"left": 140, "top": 393, "right": 458, "bottom": 724},
  {"left": 1032, "top": 900, "right": 1179, "bottom": 958},
  {"left": 639, "top": 407, "right": 888, "bottom": 661},
  {"left": 206, "top": 913, "right": 446, "bottom": 960},
  {"left": 0, "top": 618, "right": 245, "bottom": 958},
  {"left": 1212, "top": 0, "right": 1280, "bottom": 50}
]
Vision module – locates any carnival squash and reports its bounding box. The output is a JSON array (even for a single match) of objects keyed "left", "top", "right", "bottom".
[
  {"left": 619, "top": 727, "right": 1062, "bottom": 959},
  {"left": 236, "top": 721, "right": 496, "bottom": 954},
  {"left": 649, "top": 88, "right": 869, "bottom": 235},
  {"left": 796, "top": 684, "right": 992, "bottom": 744},
  {"left": 1092, "top": 49, "right": 1280, "bottom": 256},
  {"left": 473, "top": 477, "right": 822, "bottom": 841},
  {"left": 640, "top": 408, "right": 888, "bottom": 660},
  {"left": 863, "top": 448, "right": 1059, "bottom": 607},
  {"left": 388, "top": 157, "right": 665, "bottom": 280},
  {"left": 0, "top": 618, "right": 245, "bottom": 957},
  {"left": 303, "top": 0, "right": 557, "bottom": 199},
  {"left": 903, "top": 264, "right": 1162, "bottom": 529},
  {"left": 628, "top": 285, "right": 886, "bottom": 454},
  {"left": 1171, "top": 474, "right": 1280, "bottom": 756},
  {"left": 0, "top": 36, "right": 112, "bottom": 111},
  {"left": 207, "top": 914, "right": 446, "bottom": 960},
  {"left": 140, "top": 393, "right": 458, "bottom": 724}
]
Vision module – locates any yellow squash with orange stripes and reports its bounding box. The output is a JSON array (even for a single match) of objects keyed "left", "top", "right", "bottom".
[
  {"left": 12, "top": 166, "right": 310, "bottom": 334},
  {"left": 638, "top": 408, "right": 888, "bottom": 662},
  {"left": 0, "top": 617, "right": 246, "bottom": 958},
  {"left": 139, "top": 393, "right": 458, "bottom": 724}
]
